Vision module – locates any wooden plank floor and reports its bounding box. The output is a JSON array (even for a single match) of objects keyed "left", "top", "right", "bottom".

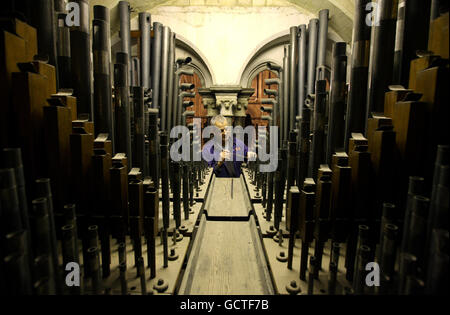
[
  {"left": 205, "top": 176, "right": 252, "bottom": 217},
  {"left": 178, "top": 176, "right": 274, "bottom": 295}
]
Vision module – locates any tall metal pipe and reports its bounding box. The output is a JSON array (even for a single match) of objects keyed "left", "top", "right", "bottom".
[
  {"left": 297, "top": 106, "right": 311, "bottom": 188},
  {"left": 366, "top": 0, "right": 399, "bottom": 121},
  {"left": 344, "top": 0, "right": 372, "bottom": 148},
  {"left": 132, "top": 87, "right": 145, "bottom": 174},
  {"left": 160, "top": 26, "right": 171, "bottom": 132},
  {"left": 309, "top": 80, "right": 327, "bottom": 180},
  {"left": 172, "top": 69, "right": 179, "bottom": 129},
  {"left": 35, "top": 178, "right": 60, "bottom": 293},
  {"left": 426, "top": 146, "right": 449, "bottom": 264},
  {"left": 297, "top": 25, "right": 307, "bottom": 116},
  {"left": 31, "top": 197, "right": 56, "bottom": 294},
  {"left": 326, "top": 42, "right": 347, "bottom": 164},
  {"left": 401, "top": 176, "right": 425, "bottom": 253},
  {"left": 148, "top": 112, "right": 159, "bottom": 189},
  {"left": 63, "top": 204, "right": 79, "bottom": 264},
  {"left": 167, "top": 32, "right": 175, "bottom": 132},
  {"left": 1, "top": 149, "right": 31, "bottom": 249},
  {"left": 56, "top": 13, "right": 71, "bottom": 88},
  {"left": 131, "top": 57, "right": 140, "bottom": 87},
  {"left": 380, "top": 224, "right": 399, "bottom": 279},
  {"left": 405, "top": 196, "right": 430, "bottom": 267},
  {"left": 54, "top": 0, "right": 66, "bottom": 12},
  {"left": 426, "top": 229, "right": 449, "bottom": 294},
  {"left": 70, "top": 0, "right": 92, "bottom": 119},
  {"left": 317, "top": 9, "right": 329, "bottom": 80},
  {"left": 282, "top": 45, "right": 289, "bottom": 143},
  {"left": 31, "top": 0, "right": 59, "bottom": 87},
  {"left": 160, "top": 132, "right": 170, "bottom": 267},
  {"left": 61, "top": 224, "right": 80, "bottom": 294},
  {"left": 119, "top": 1, "right": 132, "bottom": 85},
  {"left": 430, "top": 0, "right": 441, "bottom": 20},
  {"left": 289, "top": 27, "right": 298, "bottom": 132},
  {"left": 2, "top": 229, "right": 32, "bottom": 295},
  {"left": 307, "top": 19, "right": 319, "bottom": 96},
  {"left": 139, "top": 13, "right": 151, "bottom": 90},
  {"left": 93, "top": 5, "right": 114, "bottom": 151},
  {"left": 114, "top": 52, "right": 132, "bottom": 166},
  {"left": 172, "top": 162, "right": 181, "bottom": 228},
  {"left": 87, "top": 247, "right": 101, "bottom": 294},
  {"left": 274, "top": 155, "right": 286, "bottom": 230},
  {"left": 151, "top": 22, "right": 163, "bottom": 109},
  {"left": 393, "top": 0, "right": 431, "bottom": 87},
  {"left": 286, "top": 131, "right": 297, "bottom": 191}
]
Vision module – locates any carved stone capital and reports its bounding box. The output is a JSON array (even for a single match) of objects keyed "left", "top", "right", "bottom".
[{"left": 215, "top": 93, "right": 238, "bottom": 118}]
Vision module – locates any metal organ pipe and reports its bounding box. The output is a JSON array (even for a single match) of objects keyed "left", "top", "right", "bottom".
[
  {"left": 366, "top": 0, "right": 399, "bottom": 123},
  {"left": 139, "top": 12, "right": 151, "bottom": 89},
  {"left": 297, "top": 24, "right": 307, "bottom": 117},
  {"left": 70, "top": 0, "right": 93, "bottom": 119},
  {"left": 151, "top": 22, "right": 163, "bottom": 110},
  {"left": 344, "top": 0, "right": 372, "bottom": 148},
  {"left": 92, "top": 5, "right": 114, "bottom": 151},
  {"left": 289, "top": 26, "right": 298, "bottom": 133},
  {"left": 119, "top": 1, "right": 132, "bottom": 85},
  {"left": 326, "top": 42, "right": 348, "bottom": 164}
]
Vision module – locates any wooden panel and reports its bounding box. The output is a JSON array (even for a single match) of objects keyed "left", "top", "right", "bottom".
[
  {"left": 180, "top": 73, "right": 207, "bottom": 128},
  {"left": 11, "top": 72, "right": 49, "bottom": 187},
  {"left": 43, "top": 105, "right": 73, "bottom": 209},
  {"left": 428, "top": 12, "right": 449, "bottom": 59},
  {"left": 0, "top": 30, "right": 27, "bottom": 148},
  {"left": 247, "top": 70, "right": 279, "bottom": 127}
]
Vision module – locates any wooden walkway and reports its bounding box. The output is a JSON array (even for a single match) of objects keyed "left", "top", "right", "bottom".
[{"left": 178, "top": 176, "right": 274, "bottom": 295}]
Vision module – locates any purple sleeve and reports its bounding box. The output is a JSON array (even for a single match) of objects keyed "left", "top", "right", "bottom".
[{"left": 203, "top": 142, "right": 217, "bottom": 167}]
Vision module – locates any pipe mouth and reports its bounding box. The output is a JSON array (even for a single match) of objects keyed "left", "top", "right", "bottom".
[
  {"left": 93, "top": 5, "right": 110, "bottom": 22},
  {"left": 62, "top": 224, "right": 74, "bottom": 231},
  {"left": 64, "top": 204, "right": 76, "bottom": 210},
  {"left": 358, "top": 225, "right": 370, "bottom": 231},
  {"left": 384, "top": 223, "right": 399, "bottom": 237},
  {"left": 88, "top": 225, "right": 99, "bottom": 232},
  {"left": 87, "top": 247, "right": 98, "bottom": 254}
]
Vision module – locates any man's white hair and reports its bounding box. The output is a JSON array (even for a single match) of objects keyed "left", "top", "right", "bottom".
[{"left": 210, "top": 114, "right": 227, "bottom": 126}]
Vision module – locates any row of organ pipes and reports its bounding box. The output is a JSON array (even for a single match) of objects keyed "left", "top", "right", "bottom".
[
  {"left": 250, "top": 0, "right": 448, "bottom": 295},
  {"left": 0, "top": 0, "right": 206, "bottom": 295}
]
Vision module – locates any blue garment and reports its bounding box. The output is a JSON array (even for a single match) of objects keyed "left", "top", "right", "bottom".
[{"left": 203, "top": 138, "right": 248, "bottom": 178}]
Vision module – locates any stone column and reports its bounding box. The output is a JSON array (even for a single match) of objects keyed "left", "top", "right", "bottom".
[
  {"left": 235, "top": 88, "right": 254, "bottom": 127},
  {"left": 198, "top": 88, "right": 217, "bottom": 121}
]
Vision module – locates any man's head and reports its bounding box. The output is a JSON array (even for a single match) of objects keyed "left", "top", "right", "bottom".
[
  {"left": 211, "top": 114, "right": 227, "bottom": 131},
  {"left": 211, "top": 114, "right": 228, "bottom": 140}
]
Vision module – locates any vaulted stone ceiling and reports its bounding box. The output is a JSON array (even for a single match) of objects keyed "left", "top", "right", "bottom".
[{"left": 90, "top": 0, "right": 355, "bottom": 42}]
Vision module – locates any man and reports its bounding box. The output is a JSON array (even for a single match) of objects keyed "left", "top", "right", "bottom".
[{"left": 203, "top": 115, "right": 253, "bottom": 178}]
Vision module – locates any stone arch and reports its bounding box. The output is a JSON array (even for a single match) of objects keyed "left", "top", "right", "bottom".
[{"left": 175, "top": 34, "right": 215, "bottom": 87}]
